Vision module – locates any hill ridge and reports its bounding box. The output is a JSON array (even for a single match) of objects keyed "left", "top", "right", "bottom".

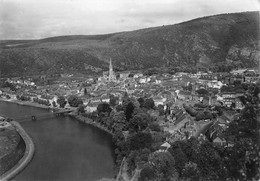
[{"left": 0, "top": 11, "right": 259, "bottom": 77}]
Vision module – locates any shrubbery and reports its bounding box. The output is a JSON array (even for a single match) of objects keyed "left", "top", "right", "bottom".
[
  {"left": 67, "top": 95, "right": 83, "bottom": 107},
  {"left": 16, "top": 95, "right": 31, "bottom": 101},
  {"left": 33, "top": 97, "right": 51, "bottom": 106}
]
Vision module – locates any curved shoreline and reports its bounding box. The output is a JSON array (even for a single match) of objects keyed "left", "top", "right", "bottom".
[
  {"left": 0, "top": 121, "right": 35, "bottom": 181},
  {"left": 0, "top": 100, "right": 117, "bottom": 179},
  {"left": 70, "top": 114, "right": 113, "bottom": 135}
]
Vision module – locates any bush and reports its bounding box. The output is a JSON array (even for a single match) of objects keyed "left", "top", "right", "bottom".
[
  {"left": 127, "top": 132, "right": 153, "bottom": 151},
  {"left": 57, "top": 96, "right": 67, "bottom": 108},
  {"left": 68, "top": 95, "right": 83, "bottom": 107},
  {"left": 97, "top": 102, "right": 112, "bottom": 116}
]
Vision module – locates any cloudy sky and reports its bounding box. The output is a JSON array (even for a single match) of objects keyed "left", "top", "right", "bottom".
[{"left": 0, "top": 0, "right": 259, "bottom": 40}]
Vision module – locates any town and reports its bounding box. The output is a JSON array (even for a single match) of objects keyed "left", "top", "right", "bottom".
[
  {"left": 0, "top": 59, "right": 260, "bottom": 180},
  {"left": 1, "top": 0, "right": 260, "bottom": 180},
  {"left": 1, "top": 59, "right": 259, "bottom": 141}
]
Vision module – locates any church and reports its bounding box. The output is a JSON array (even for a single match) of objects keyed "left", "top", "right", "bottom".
[{"left": 101, "top": 59, "right": 117, "bottom": 83}]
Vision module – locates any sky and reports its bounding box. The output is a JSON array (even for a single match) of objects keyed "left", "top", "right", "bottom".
[{"left": 0, "top": 0, "right": 259, "bottom": 40}]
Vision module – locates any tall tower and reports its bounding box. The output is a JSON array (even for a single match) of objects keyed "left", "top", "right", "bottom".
[{"left": 108, "top": 58, "right": 116, "bottom": 82}]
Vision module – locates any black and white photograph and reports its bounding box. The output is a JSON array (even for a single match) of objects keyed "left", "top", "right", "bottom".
[{"left": 0, "top": 0, "right": 259, "bottom": 180}]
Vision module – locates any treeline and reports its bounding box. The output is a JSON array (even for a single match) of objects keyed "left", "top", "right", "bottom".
[
  {"left": 16, "top": 94, "right": 52, "bottom": 106},
  {"left": 81, "top": 93, "right": 166, "bottom": 176},
  {"left": 16, "top": 95, "right": 31, "bottom": 101},
  {"left": 33, "top": 97, "right": 51, "bottom": 106}
]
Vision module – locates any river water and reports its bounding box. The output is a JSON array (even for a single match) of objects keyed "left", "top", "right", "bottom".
[{"left": 0, "top": 101, "right": 115, "bottom": 181}]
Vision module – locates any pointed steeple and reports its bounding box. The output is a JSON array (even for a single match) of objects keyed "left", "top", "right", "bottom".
[
  {"left": 108, "top": 58, "right": 116, "bottom": 82},
  {"left": 109, "top": 58, "right": 113, "bottom": 72}
]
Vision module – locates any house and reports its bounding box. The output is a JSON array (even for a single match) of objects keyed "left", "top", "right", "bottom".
[
  {"left": 165, "top": 114, "right": 190, "bottom": 134},
  {"left": 194, "top": 120, "right": 214, "bottom": 138},
  {"left": 235, "top": 98, "right": 244, "bottom": 110},
  {"left": 213, "top": 137, "right": 226, "bottom": 146},
  {"left": 147, "top": 109, "right": 160, "bottom": 117},
  {"left": 230, "top": 68, "right": 247, "bottom": 75},
  {"left": 177, "top": 90, "right": 192, "bottom": 100},
  {"left": 217, "top": 115, "right": 230, "bottom": 126},
  {"left": 138, "top": 77, "right": 150, "bottom": 84},
  {"left": 198, "top": 74, "right": 218, "bottom": 85},
  {"left": 158, "top": 142, "right": 171, "bottom": 152},
  {"left": 101, "top": 94, "right": 110, "bottom": 103},
  {"left": 212, "top": 81, "right": 224, "bottom": 89},
  {"left": 221, "top": 91, "right": 244, "bottom": 108},
  {"left": 153, "top": 95, "right": 167, "bottom": 106},
  {"left": 91, "top": 97, "right": 101, "bottom": 103},
  {"left": 86, "top": 102, "right": 100, "bottom": 112},
  {"left": 119, "top": 72, "right": 130, "bottom": 79},
  {"left": 133, "top": 73, "right": 143, "bottom": 79},
  {"left": 221, "top": 92, "right": 237, "bottom": 107}
]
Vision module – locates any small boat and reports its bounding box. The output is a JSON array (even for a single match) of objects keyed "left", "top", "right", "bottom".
[{"left": 31, "top": 115, "right": 37, "bottom": 121}]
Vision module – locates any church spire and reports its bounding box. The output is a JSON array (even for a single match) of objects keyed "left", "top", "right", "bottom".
[
  {"left": 108, "top": 58, "right": 116, "bottom": 82},
  {"left": 109, "top": 58, "right": 113, "bottom": 72}
]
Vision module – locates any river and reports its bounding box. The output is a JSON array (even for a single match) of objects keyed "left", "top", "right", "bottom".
[{"left": 0, "top": 101, "right": 115, "bottom": 181}]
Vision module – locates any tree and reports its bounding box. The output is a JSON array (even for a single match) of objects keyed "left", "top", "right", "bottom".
[
  {"left": 168, "top": 142, "right": 188, "bottom": 175},
  {"left": 52, "top": 101, "right": 57, "bottom": 107},
  {"left": 3, "top": 81, "right": 16, "bottom": 91},
  {"left": 158, "top": 104, "right": 165, "bottom": 116},
  {"left": 182, "top": 162, "right": 200, "bottom": 180},
  {"left": 84, "top": 88, "right": 87, "bottom": 95},
  {"left": 187, "top": 83, "right": 193, "bottom": 92},
  {"left": 110, "top": 111, "right": 127, "bottom": 131},
  {"left": 129, "top": 113, "right": 151, "bottom": 132},
  {"left": 196, "top": 141, "right": 226, "bottom": 180},
  {"left": 68, "top": 95, "right": 83, "bottom": 107},
  {"left": 109, "top": 94, "right": 117, "bottom": 107},
  {"left": 129, "top": 97, "right": 140, "bottom": 108},
  {"left": 97, "top": 102, "right": 112, "bottom": 116},
  {"left": 195, "top": 111, "right": 212, "bottom": 121},
  {"left": 149, "top": 122, "right": 161, "bottom": 132},
  {"left": 125, "top": 102, "right": 135, "bottom": 122},
  {"left": 148, "top": 151, "right": 177, "bottom": 180},
  {"left": 57, "top": 96, "right": 67, "bottom": 108},
  {"left": 139, "top": 163, "right": 156, "bottom": 181},
  {"left": 78, "top": 104, "right": 85, "bottom": 113},
  {"left": 115, "top": 104, "right": 123, "bottom": 112},
  {"left": 127, "top": 148, "right": 151, "bottom": 174},
  {"left": 122, "top": 92, "right": 131, "bottom": 110},
  {"left": 143, "top": 98, "right": 155, "bottom": 109},
  {"left": 127, "top": 132, "right": 153, "bottom": 151},
  {"left": 137, "top": 97, "right": 145, "bottom": 108},
  {"left": 196, "top": 88, "right": 208, "bottom": 96}
]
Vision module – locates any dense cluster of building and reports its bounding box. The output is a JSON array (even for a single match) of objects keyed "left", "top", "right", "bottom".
[{"left": 1, "top": 59, "right": 259, "bottom": 147}]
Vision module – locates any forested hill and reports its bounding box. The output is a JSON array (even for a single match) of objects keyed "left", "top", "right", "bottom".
[{"left": 0, "top": 11, "right": 259, "bottom": 77}]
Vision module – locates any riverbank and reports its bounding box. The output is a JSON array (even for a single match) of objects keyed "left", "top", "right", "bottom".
[
  {"left": 0, "top": 101, "right": 116, "bottom": 180},
  {"left": 70, "top": 113, "right": 113, "bottom": 136},
  {"left": 0, "top": 97, "right": 51, "bottom": 110},
  {"left": 0, "top": 121, "right": 35, "bottom": 181}
]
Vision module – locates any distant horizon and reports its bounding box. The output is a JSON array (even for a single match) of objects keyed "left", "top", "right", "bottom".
[
  {"left": 1, "top": 0, "right": 259, "bottom": 40},
  {"left": 1, "top": 10, "right": 259, "bottom": 41}
]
